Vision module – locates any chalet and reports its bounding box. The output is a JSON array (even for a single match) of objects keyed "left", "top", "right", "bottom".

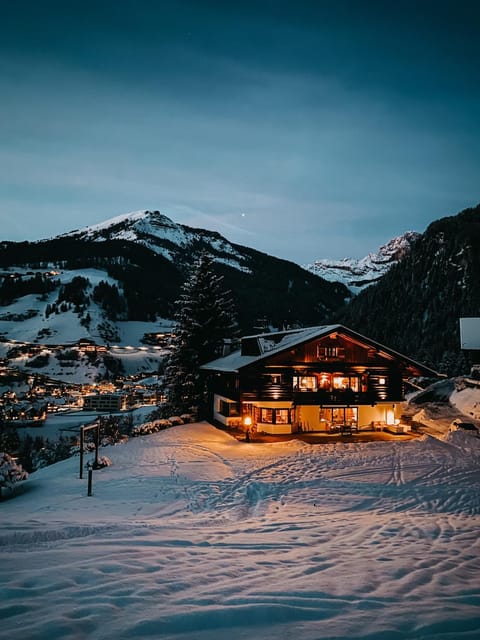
[{"left": 201, "top": 325, "right": 439, "bottom": 435}]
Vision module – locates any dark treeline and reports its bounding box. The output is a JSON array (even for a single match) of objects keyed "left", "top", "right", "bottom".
[
  {"left": 334, "top": 205, "right": 480, "bottom": 375},
  {"left": 0, "top": 237, "right": 349, "bottom": 331},
  {"left": 0, "top": 272, "right": 59, "bottom": 305}
]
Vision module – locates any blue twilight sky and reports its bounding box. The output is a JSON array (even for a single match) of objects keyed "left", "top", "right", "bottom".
[{"left": 1, "top": 0, "right": 479, "bottom": 263}]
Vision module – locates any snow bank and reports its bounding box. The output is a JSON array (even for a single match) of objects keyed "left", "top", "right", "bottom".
[{"left": 450, "top": 381, "right": 480, "bottom": 420}]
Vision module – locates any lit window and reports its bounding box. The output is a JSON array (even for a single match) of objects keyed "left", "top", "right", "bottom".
[
  {"left": 318, "top": 373, "right": 331, "bottom": 390},
  {"left": 333, "top": 376, "right": 349, "bottom": 390},
  {"left": 332, "top": 376, "right": 360, "bottom": 392},
  {"left": 293, "top": 376, "right": 317, "bottom": 391},
  {"left": 259, "top": 408, "right": 291, "bottom": 424},
  {"left": 275, "top": 409, "right": 290, "bottom": 424},
  {"left": 260, "top": 408, "right": 274, "bottom": 423},
  {"left": 317, "top": 346, "right": 345, "bottom": 360}
]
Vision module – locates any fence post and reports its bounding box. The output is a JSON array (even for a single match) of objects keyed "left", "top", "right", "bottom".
[
  {"left": 87, "top": 463, "right": 93, "bottom": 496},
  {"left": 94, "top": 423, "right": 99, "bottom": 468},
  {"left": 79, "top": 428, "right": 84, "bottom": 479}
]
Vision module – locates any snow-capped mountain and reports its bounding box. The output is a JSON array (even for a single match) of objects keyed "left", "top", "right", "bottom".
[
  {"left": 1, "top": 210, "right": 350, "bottom": 337},
  {"left": 60, "top": 210, "right": 251, "bottom": 273},
  {"left": 303, "top": 232, "right": 421, "bottom": 294}
]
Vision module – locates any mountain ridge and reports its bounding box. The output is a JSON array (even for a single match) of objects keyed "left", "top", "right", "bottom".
[
  {"left": 303, "top": 231, "right": 421, "bottom": 293},
  {"left": 0, "top": 211, "right": 350, "bottom": 335},
  {"left": 333, "top": 204, "right": 480, "bottom": 374},
  {"left": 56, "top": 209, "right": 251, "bottom": 273},
  {"left": 2, "top": 203, "right": 479, "bottom": 375}
]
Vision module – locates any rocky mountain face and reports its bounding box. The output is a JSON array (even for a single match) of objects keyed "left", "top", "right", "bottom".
[
  {"left": 60, "top": 210, "right": 251, "bottom": 274},
  {"left": 0, "top": 211, "right": 350, "bottom": 334},
  {"left": 333, "top": 204, "right": 480, "bottom": 374},
  {"left": 303, "top": 231, "right": 421, "bottom": 294}
]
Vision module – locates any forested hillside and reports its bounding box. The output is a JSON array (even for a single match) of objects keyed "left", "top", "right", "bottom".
[
  {"left": 334, "top": 205, "right": 480, "bottom": 374},
  {"left": 0, "top": 232, "right": 349, "bottom": 333}
]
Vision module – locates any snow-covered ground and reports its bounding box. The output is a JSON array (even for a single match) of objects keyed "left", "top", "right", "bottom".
[
  {"left": 404, "top": 377, "right": 480, "bottom": 438},
  {"left": 2, "top": 422, "right": 480, "bottom": 640},
  {"left": 18, "top": 406, "right": 156, "bottom": 441},
  {"left": 0, "top": 266, "right": 169, "bottom": 347}
]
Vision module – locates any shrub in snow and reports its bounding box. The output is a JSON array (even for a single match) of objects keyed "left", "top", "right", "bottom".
[
  {"left": 131, "top": 423, "right": 156, "bottom": 437},
  {"left": 33, "top": 436, "right": 73, "bottom": 469},
  {"left": 92, "top": 456, "right": 111, "bottom": 469},
  {"left": 131, "top": 419, "right": 173, "bottom": 437},
  {"left": 180, "top": 413, "right": 195, "bottom": 424},
  {"left": 145, "top": 407, "right": 163, "bottom": 422},
  {"left": 0, "top": 452, "right": 28, "bottom": 493},
  {"left": 167, "top": 415, "right": 184, "bottom": 426},
  {"left": 154, "top": 419, "right": 173, "bottom": 430}
]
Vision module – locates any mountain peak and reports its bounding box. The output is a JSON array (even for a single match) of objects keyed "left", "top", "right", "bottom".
[
  {"left": 60, "top": 210, "right": 175, "bottom": 241},
  {"left": 55, "top": 210, "right": 250, "bottom": 272},
  {"left": 303, "top": 231, "right": 421, "bottom": 293}
]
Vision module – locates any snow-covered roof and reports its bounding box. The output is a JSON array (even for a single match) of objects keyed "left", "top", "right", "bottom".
[
  {"left": 201, "top": 324, "right": 440, "bottom": 376},
  {"left": 200, "top": 325, "right": 337, "bottom": 372}
]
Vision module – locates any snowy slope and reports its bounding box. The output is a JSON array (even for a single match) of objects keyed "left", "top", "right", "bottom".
[
  {"left": 58, "top": 209, "right": 251, "bottom": 273},
  {"left": 0, "top": 266, "right": 168, "bottom": 344},
  {"left": 5, "top": 344, "right": 168, "bottom": 384},
  {"left": 0, "top": 267, "right": 171, "bottom": 382},
  {"left": 303, "top": 231, "right": 420, "bottom": 293},
  {"left": 2, "top": 422, "right": 480, "bottom": 640},
  {"left": 0, "top": 268, "right": 123, "bottom": 343}
]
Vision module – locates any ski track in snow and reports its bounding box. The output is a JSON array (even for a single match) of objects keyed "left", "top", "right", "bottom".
[{"left": 1, "top": 424, "right": 480, "bottom": 640}]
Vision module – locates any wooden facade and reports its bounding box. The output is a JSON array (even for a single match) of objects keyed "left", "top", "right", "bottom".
[{"left": 201, "top": 325, "right": 438, "bottom": 435}]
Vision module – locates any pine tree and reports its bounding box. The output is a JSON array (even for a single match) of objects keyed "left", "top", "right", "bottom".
[{"left": 163, "top": 253, "right": 238, "bottom": 417}]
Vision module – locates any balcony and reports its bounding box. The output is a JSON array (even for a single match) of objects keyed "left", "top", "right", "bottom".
[
  {"left": 242, "top": 381, "right": 292, "bottom": 402},
  {"left": 240, "top": 384, "right": 404, "bottom": 405},
  {"left": 293, "top": 389, "right": 401, "bottom": 405}
]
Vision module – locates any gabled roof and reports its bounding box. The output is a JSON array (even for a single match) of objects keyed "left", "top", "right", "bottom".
[{"left": 200, "top": 324, "right": 440, "bottom": 377}]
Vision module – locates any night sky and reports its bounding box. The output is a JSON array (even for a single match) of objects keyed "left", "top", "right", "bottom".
[{"left": 1, "top": 0, "right": 479, "bottom": 262}]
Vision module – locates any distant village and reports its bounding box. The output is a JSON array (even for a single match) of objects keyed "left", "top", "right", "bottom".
[{"left": 0, "top": 336, "right": 169, "bottom": 428}]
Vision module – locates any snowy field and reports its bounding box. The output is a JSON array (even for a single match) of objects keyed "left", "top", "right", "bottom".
[
  {"left": 19, "top": 406, "right": 156, "bottom": 441},
  {"left": 2, "top": 422, "right": 480, "bottom": 640}
]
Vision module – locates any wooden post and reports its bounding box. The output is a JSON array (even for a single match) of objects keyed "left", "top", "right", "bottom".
[
  {"left": 94, "top": 424, "right": 99, "bottom": 468},
  {"left": 79, "top": 428, "right": 84, "bottom": 479},
  {"left": 79, "top": 422, "right": 100, "bottom": 478},
  {"left": 87, "top": 464, "right": 93, "bottom": 496}
]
